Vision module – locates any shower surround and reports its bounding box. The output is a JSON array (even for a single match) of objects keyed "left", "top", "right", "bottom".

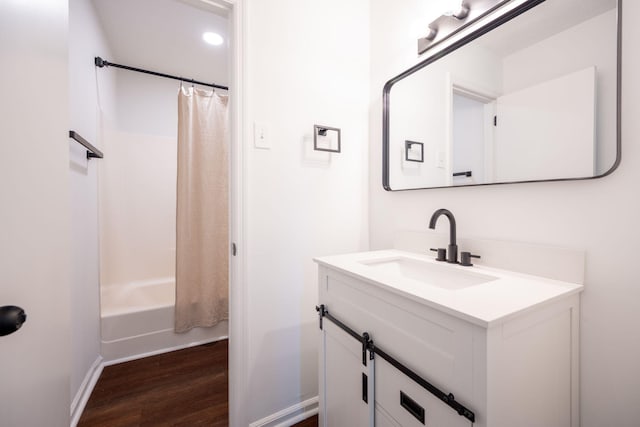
[
  {"left": 98, "top": 125, "right": 228, "bottom": 362},
  {"left": 101, "top": 277, "right": 228, "bottom": 362}
]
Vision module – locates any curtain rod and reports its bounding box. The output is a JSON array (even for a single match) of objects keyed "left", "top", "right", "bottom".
[{"left": 94, "top": 56, "right": 229, "bottom": 91}]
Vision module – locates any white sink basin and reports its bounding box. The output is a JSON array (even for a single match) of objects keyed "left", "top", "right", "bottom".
[{"left": 359, "top": 256, "right": 498, "bottom": 290}]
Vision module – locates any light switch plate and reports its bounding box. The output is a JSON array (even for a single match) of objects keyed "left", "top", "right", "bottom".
[
  {"left": 437, "top": 150, "right": 446, "bottom": 168},
  {"left": 254, "top": 122, "right": 270, "bottom": 149}
]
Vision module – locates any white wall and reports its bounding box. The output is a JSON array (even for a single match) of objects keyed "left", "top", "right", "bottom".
[
  {"left": 99, "top": 122, "right": 179, "bottom": 288},
  {"left": 68, "top": 0, "right": 116, "bottom": 407},
  {"left": 501, "top": 8, "right": 617, "bottom": 174},
  {"left": 0, "top": 1, "right": 72, "bottom": 425},
  {"left": 244, "top": 0, "right": 370, "bottom": 423},
  {"left": 370, "top": 1, "right": 640, "bottom": 426},
  {"left": 113, "top": 72, "right": 183, "bottom": 137},
  {"left": 388, "top": 43, "right": 501, "bottom": 190},
  {"left": 98, "top": 62, "right": 182, "bottom": 289}
]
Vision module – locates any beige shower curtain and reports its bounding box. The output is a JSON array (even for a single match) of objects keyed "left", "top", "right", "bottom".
[{"left": 175, "top": 86, "right": 229, "bottom": 333}]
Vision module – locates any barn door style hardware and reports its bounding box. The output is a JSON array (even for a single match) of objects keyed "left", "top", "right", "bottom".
[
  {"left": 316, "top": 304, "right": 476, "bottom": 423},
  {"left": 316, "top": 304, "right": 372, "bottom": 366}
]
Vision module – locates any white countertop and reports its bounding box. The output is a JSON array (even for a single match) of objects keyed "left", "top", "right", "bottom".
[{"left": 314, "top": 249, "right": 584, "bottom": 328}]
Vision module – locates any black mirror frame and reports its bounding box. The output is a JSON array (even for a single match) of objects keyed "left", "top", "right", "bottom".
[{"left": 382, "top": 0, "right": 622, "bottom": 191}]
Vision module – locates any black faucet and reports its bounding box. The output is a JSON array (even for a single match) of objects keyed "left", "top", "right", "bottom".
[{"left": 429, "top": 208, "right": 458, "bottom": 264}]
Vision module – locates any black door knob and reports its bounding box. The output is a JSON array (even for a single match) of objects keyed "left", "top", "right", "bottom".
[{"left": 0, "top": 306, "right": 27, "bottom": 337}]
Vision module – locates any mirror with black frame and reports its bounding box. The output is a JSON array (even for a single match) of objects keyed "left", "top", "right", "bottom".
[{"left": 383, "top": 0, "right": 620, "bottom": 191}]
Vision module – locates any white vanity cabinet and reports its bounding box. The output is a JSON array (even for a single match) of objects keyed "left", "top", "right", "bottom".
[
  {"left": 321, "top": 320, "right": 374, "bottom": 426},
  {"left": 316, "top": 250, "right": 582, "bottom": 427}
]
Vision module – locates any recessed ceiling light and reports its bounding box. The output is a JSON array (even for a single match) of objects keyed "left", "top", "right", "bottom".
[{"left": 202, "top": 32, "right": 224, "bottom": 46}]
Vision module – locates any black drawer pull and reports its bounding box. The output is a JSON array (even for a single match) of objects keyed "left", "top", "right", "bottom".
[
  {"left": 362, "top": 373, "right": 368, "bottom": 403},
  {"left": 400, "top": 391, "right": 425, "bottom": 424}
]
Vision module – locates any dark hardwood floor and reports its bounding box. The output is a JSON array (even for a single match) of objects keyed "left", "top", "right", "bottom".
[
  {"left": 293, "top": 415, "right": 319, "bottom": 426},
  {"left": 78, "top": 340, "right": 318, "bottom": 426},
  {"left": 79, "top": 340, "right": 228, "bottom": 426}
]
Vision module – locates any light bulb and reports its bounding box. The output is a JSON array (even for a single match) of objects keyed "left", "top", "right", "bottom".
[
  {"left": 442, "top": 0, "right": 469, "bottom": 19},
  {"left": 442, "top": 0, "right": 461, "bottom": 15}
]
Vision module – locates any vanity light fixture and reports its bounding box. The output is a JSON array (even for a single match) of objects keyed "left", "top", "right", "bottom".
[
  {"left": 442, "top": 0, "right": 469, "bottom": 19},
  {"left": 424, "top": 27, "right": 438, "bottom": 42},
  {"left": 418, "top": 0, "right": 509, "bottom": 55}
]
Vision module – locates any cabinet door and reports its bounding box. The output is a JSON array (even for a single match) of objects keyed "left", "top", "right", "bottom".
[
  {"left": 320, "top": 321, "right": 372, "bottom": 427},
  {"left": 322, "top": 270, "right": 476, "bottom": 400}
]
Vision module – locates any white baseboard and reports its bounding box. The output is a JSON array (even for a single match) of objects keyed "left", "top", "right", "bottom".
[
  {"left": 73, "top": 339, "right": 312, "bottom": 427},
  {"left": 69, "top": 336, "right": 229, "bottom": 426},
  {"left": 103, "top": 335, "right": 228, "bottom": 367},
  {"left": 249, "top": 396, "right": 319, "bottom": 427},
  {"left": 101, "top": 320, "right": 228, "bottom": 364},
  {"left": 70, "top": 355, "right": 104, "bottom": 427}
]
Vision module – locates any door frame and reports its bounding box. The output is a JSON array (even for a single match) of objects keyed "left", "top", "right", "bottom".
[
  {"left": 195, "top": 1, "right": 247, "bottom": 425},
  {"left": 445, "top": 72, "right": 498, "bottom": 186},
  {"left": 211, "top": 1, "right": 248, "bottom": 426}
]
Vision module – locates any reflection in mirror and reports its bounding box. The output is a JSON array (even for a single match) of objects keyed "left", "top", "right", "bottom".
[{"left": 383, "top": 0, "right": 619, "bottom": 191}]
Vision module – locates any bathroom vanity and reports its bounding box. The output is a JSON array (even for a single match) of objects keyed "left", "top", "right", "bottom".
[{"left": 315, "top": 249, "right": 583, "bottom": 427}]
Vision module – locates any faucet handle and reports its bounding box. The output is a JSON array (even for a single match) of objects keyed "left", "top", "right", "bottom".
[
  {"left": 460, "top": 251, "right": 480, "bottom": 267},
  {"left": 430, "top": 248, "right": 447, "bottom": 262}
]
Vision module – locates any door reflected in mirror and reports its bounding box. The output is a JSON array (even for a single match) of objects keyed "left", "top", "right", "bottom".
[{"left": 383, "top": 0, "right": 620, "bottom": 191}]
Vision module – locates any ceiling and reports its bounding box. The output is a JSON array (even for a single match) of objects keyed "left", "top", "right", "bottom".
[
  {"left": 91, "top": 0, "right": 229, "bottom": 86},
  {"left": 476, "top": 0, "right": 617, "bottom": 57}
]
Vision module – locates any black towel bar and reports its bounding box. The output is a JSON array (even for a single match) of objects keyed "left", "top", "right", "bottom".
[{"left": 69, "top": 130, "right": 103, "bottom": 159}]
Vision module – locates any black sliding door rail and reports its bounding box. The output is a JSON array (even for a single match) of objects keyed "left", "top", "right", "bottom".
[
  {"left": 316, "top": 304, "right": 476, "bottom": 423},
  {"left": 373, "top": 345, "right": 475, "bottom": 422},
  {"left": 317, "top": 305, "right": 371, "bottom": 366},
  {"left": 94, "top": 57, "right": 229, "bottom": 91}
]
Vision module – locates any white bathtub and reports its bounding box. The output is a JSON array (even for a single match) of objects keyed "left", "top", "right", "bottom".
[{"left": 100, "top": 278, "right": 228, "bottom": 363}]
